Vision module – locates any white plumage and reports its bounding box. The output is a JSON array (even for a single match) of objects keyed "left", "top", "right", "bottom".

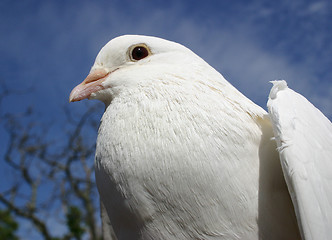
[
  {"left": 69, "top": 35, "right": 332, "bottom": 240},
  {"left": 268, "top": 80, "right": 332, "bottom": 240}
]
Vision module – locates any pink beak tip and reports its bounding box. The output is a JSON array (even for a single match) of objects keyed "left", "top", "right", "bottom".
[{"left": 69, "top": 69, "right": 109, "bottom": 103}]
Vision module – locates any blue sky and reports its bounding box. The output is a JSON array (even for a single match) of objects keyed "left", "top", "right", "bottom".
[
  {"left": 1, "top": 0, "right": 331, "bottom": 120},
  {"left": 0, "top": 0, "right": 331, "bottom": 238}
]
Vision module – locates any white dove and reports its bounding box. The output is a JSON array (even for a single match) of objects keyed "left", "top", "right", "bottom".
[{"left": 69, "top": 35, "right": 332, "bottom": 240}]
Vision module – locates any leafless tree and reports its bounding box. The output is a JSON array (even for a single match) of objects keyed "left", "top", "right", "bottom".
[{"left": 0, "top": 84, "right": 104, "bottom": 240}]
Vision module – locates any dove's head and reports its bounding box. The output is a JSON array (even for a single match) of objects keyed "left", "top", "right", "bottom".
[{"left": 69, "top": 35, "right": 205, "bottom": 105}]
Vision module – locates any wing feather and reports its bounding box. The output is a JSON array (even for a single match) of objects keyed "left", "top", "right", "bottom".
[{"left": 267, "top": 80, "right": 332, "bottom": 240}]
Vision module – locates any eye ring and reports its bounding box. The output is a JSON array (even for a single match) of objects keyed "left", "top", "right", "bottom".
[{"left": 130, "top": 44, "right": 150, "bottom": 61}]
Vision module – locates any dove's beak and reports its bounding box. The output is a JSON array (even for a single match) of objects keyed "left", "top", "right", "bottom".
[{"left": 69, "top": 69, "right": 110, "bottom": 102}]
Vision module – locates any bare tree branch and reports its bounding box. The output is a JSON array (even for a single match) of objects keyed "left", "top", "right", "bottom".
[{"left": 1, "top": 97, "right": 103, "bottom": 239}]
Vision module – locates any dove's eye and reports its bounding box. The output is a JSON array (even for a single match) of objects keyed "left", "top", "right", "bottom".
[{"left": 130, "top": 45, "right": 150, "bottom": 61}]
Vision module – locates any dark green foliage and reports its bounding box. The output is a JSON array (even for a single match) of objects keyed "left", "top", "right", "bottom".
[
  {"left": 66, "top": 206, "right": 85, "bottom": 240},
  {"left": 0, "top": 209, "right": 19, "bottom": 240}
]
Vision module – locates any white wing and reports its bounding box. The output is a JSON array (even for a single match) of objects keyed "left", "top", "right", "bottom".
[{"left": 267, "top": 80, "right": 332, "bottom": 240}]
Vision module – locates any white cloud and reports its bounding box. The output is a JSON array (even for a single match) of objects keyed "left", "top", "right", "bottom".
[{"left": 306, "top": 1, "right": 328, "bottom": 15}]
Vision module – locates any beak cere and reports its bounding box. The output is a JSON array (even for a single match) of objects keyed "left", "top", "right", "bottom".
[{"left": 69, "top": 69, "right": 110, "bottom": 102}]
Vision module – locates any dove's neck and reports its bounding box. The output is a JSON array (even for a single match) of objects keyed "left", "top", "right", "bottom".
[{"left": 95, "top": 78, "right": 269, "bottom": 239}]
